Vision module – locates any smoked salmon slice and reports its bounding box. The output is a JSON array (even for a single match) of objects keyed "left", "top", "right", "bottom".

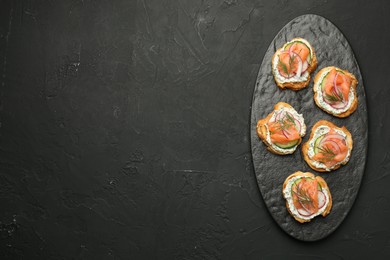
[
  {"left": 322, "top": 68, "right": 352, "bottom": 106},
  {"left": 268, "top": 112, "right": 300, "bottom": 145},
  {"left": 292, "top": 178, "right": 319, "bottom": 215},
  {"left": 277, "top": 41, "right": 311, "bottom": 77},
  {"left": 289, "top": 42, "right": 310, "bottom": 63},
  {"left": 313, "top": 129, "right": 349, "bottom": 168}
]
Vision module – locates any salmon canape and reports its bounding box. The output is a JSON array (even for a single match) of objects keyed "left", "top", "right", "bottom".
[
  {"left": 283, "top": 171, "right": 332, "bottom": 223},
  {"left": 256, "top": 102, "right": 306, "bottom": 155},
  {"left": 302, "top": 120, "right": 353, "bottom": 172},
  {"left": 313, "top": 66, "right": 358, "bottom": 118},
  {"left": 272, "top": 38, "right": 317, "bottom": 90}
]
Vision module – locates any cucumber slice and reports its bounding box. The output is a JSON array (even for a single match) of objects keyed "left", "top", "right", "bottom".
[
  {"left": 293, "top": 178, "right": 302, "bottom": 186},
  {"left": 284, "top": 42, "right": 293, "bottom": 50},
  {"left": 336, "top": 69, "right": 345, "bottom": 75},
  {"left": 313, "top": 134, "right": 325, "bottom": 154},
  {"left": 274, "top": 139, "right": 299, "bottom": 149},
  {"left": 317, "top": 182, "right": 322, "bottom": 191},
  {"left": 321, "top": 71, "right": 330, "bottom": 91}
]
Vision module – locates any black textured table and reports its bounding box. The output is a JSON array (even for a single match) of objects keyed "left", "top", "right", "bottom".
[{"left": 1, "top": 0, "right": 389, "bottom": 259}]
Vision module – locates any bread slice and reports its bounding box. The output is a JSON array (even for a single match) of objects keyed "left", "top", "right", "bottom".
[
  {"left": 313, "top": 66, "right": 358, "bottom": 118},
  {"left": 272, "top": 38, "right": 317, "bottom": 90},
  {"left": 283, "top": 171, "right": 332, "bottom": 223},
  {"left": 302, "top": 120, "right": 353, "bottom": 172},
  {"left": 256, "top": 102, "right": 306, "bottom": 155}
]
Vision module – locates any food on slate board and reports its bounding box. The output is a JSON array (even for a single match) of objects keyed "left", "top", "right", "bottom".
[
  {"left": 272, "top": 38, "right": 317, "bottom": 90},
  {"left": 256, "top": 102, "right": 306, "bottom": 155},
  {"left": 313, "top": 66, "right": 358, "bottom": 118},
  {"left": 283, "top": 171, "right": 332, "bottom": 223},
  {"left": 302, "top": 120, "right": 353, "bottom": 172}
]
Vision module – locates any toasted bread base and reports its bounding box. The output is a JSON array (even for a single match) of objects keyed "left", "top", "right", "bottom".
[
  {"left": 283, "top": 171, "right": 333, "bottom": 223},
  {"left": 302, "top": 120, "right": 353, "bottom": 172},
  {"left": 256, "top": 102, "right": 303, "bottom": 155},
  {"left": 272, "top": 38, "right": 318, "bottom": 91},
  {"left": 313, "top": 66, "right": 358, "bottom": 118}
]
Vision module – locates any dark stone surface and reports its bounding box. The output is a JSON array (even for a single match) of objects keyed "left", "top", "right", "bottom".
[
  {"left": 0, "top": 0, "right": 390, "bottom": 258},
  {"left": 250, "top": 14, "right": 367, "bottom": 241}
]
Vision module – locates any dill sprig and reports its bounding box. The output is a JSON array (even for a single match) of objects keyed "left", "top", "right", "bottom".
[
  {"left": 272, "top": 113, "right": 295, "bottom": 132},
  {"left": 324, "top": 88, "right": 344, "bottom": 103},
  {"left": 284, "top": 112, "right": 295, "bottom": 124},
  {"left": 278, "top": 47, "right": 302, "bottom": 77},
  {"left": 317, "top": 145, "right": 336, "bottom": 159},
  {"left": 288, "top": 48, "right": 301, "bottom": 71},
  {"left": 278, "top": 59, "right": 289, "bottom": 75},
  {"left": 292, "top": 180, "right": 314, "bottom": 206}
]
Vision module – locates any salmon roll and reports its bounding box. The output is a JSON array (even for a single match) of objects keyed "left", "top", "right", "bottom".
[
  {"left": 313, "top": 66, "right": 358, "bottom": 118},
  {"left": 272, "top": 38, "right": 317, "bottom": 90},
  {"left": 256, "top": 102, "right": 306, "bottom": 155},
  {"left": 302, "top": 120, "right": 353, "bottom": 172},
  {"left": 283, "top": 171, "right": 332, "bottom": 223}
]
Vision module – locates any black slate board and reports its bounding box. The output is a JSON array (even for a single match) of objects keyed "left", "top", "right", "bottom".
[{"left": 250, "top": 14, "right": 368, "bottom": 241}]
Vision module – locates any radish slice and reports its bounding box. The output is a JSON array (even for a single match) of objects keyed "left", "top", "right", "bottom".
[
  {"left": 296, "top": 59, "right": 303, "bottom": 77},
  {"left": 333, "top": 72, "right": 339, "bottom": 90},
  {"left": 302, "top": 60, "right": 309, "bottom": 73},
  {"left": 288, "top": 43, "right": 296, "bottom": 57},
  {"left": 295, "top": 57, "right": 303, "bottom": 77},
  {"left": 290, "top": 51, "right": 303, "bottom": 77},
  {"left": 318, "top": 191, "right": 327, "bottom": 208},
  {"left": 297, "top": 207, "right": 314, "bottom": 217},
  {"left": 330, "top": 101, "right": 348, "bottom": 109}
]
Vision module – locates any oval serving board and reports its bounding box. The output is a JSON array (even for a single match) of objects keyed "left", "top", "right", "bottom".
[{"left": 250, "top": 14, "right": 368, "bottom": 241}]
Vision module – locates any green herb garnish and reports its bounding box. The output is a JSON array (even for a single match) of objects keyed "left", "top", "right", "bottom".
[
  {"left": 284, "top": 112, "right": 295, "bottom": 124},
  {"left": 317, "top": 145, "right": 336, "bottom": 159},
  {"left": 288, "top": 49, "right": 301, "bottom": 71},
  {"left": 278, "top": 59, "right": 289, "bottom": 76},
  {"left": 292, "top": 179, "right": 314, "bottom": 206},
  {"left": 324, "top": 88, "right": 344, "bottom": 103},
  {"left": 274, "top": 116, "right": 294, "bottom": 132}
]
